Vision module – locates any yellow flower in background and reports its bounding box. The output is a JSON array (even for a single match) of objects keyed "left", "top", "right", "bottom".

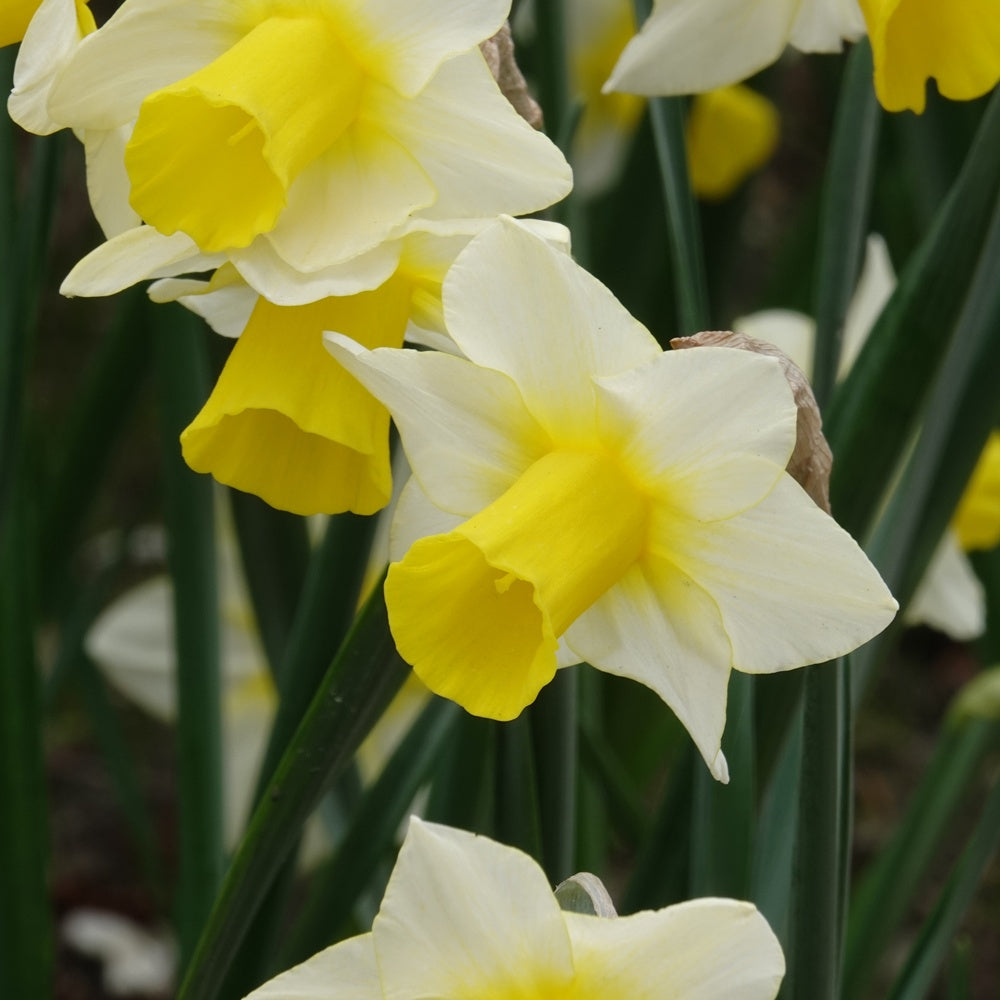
[
  {"left": 859, "top": 0, "right": 1000, "bottom": 113},
  {"left": 245, "top": 819, "right": 786, "bottom": 1000},
  {"left": 953, "top": 433, "right": 1000, "bottom": 552},
  {"left": 687, "top": 85, "right": 780, "bottom": 200},
  {"left": 604, "top": 0, "right": 864, "bottom": 96},
  {"left": 327, "top": 218, "right": 896, "bottom": 781},
  {"left": 0, "top": 0, "right": 90, "bottom": 47},
  {"left": 133, "top": 220, "right": 568, "bottom": 517},
  {"left": 28, "top": 0, "right": 571, "bottom": 300}
]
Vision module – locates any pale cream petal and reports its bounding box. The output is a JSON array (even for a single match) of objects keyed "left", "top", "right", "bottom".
[
  {"left": 265, "top": 122, "right": 435, "bottom": 273},
  {"left": 8, "top": 0, "right": 81, "bottom": 135},
  {"left": 346, "top": 0, "right": 507, "bottom": 97},
  {"left": 566, "top": 560, "right": 732, "bottom": 782},
  {"left": 373, "top": 52, "right": 572, "bottom": 222},
  {"left": 594, "top": 347, "right": 797, "bottom": 520},
  {"left": 374, "top": 819, "right": 575, "bottom": 1000},
  {"left": 905, "top": 531, "right": 986, "bottom": 641},
  {"left": 325, "top": 333, "right": 549, "bottom": 517},
  {"left": 83, "top": 126, "right": 142, "bottom": 238},
  {"left": 789, "top": 0, "right": 866, "bottom": 52},
  {"left": 565, "top": 898, "right": 784, "bottom": 999},
  {"left": 61, "top": 227, "right": 222, "bottom": 297},
  {"left": 732, "top": 308, "right": 816, "bottom": 376},
  {"left": 246, "top": 934, "right": 381, "bottom": 1000},
  {"left": 148, "top": 277, "right": 256, "bottom": 338},
  {"left": 657, "top": 475, "right": 898, "bottom": 674},
  {"left": 443, "top": 218, "right": 660, "bottom": 441},
  {"left": 605, "top": 0, "right": 799, "bottom": 95},
  {"left": 47, "top": 0, "right": 240, "bottom": 129},
  {"left": 388, "top": 475, "right": 464, "bottom": 562},
  {"left": 839, "top": 233, "right": 895, "bottom": 379},
  {"left": 233, "top": 235, "right": 403, "bottom": 306}
]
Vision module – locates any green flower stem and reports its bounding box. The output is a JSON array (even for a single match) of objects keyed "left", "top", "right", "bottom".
[
  {"left": 424, "top": 713, "right": 497, "bottom": 833},
  {"left": 153, "top": 304, "right": 223, "bottom": 966},
  {"left": 844, "top": 719, "right": 996, "bottom": 998},
  {"left": 810, "top": 40, "right": 880, "bottom": 409},
  {"left": 177, "top": 582, "right": 410, "bottom": 1000},
  {"left": 228, "top": 490, "right": 311, "bottom": 679},
  {"left": 530, "top": 667, "right": 578, "bottom": 881},
  {"left": 279, "top": 697, "right": 460, "bottom": 969},
  {"left": 496, "top": 715, "right": 545, "bottom": 865},
  {"left": 886, "top": 765, "right": 1000, "bottom": 1000},
  {"left": 826, "top": 87, "right": 1000, "bottom": 539},
  {"left": 0, "top": 479, "right": 51, "bottom": 997}
]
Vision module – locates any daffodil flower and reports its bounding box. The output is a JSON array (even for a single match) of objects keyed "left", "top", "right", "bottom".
[
  {"left": 28, "top": 0, "right": 571, "bottom": 300},
  {"left": 326, "top": 218, "right": 896, "bottom": 781},
  {"left": 245, "top": 818, "right": 786, "bottom": 1000},
  {"left": 859, "top": 0, "right": 1000, "bottom": 113},
  {"left": 106, "top": 219, "right": 566, "bottom": 517},
  {"left": 735, "top": 235, "right": 991, "bottom": 642},
  {"left": 952, "top": 433, "right": 1000, "bottom": 552},
  {"left": 604, "top": 0, "right": 865, "bottom": 97}
]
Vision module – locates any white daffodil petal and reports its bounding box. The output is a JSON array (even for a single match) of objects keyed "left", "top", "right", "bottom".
[
  {"left": 566, "top": 560, "right": 732, "bottom": 782},
  {"left": 906, "top": 531, "right": 986, "bottom": 641},
  {"left": 659, "top": 475, "right": 897, "bottom": 674},
  {"left": 61, "top": 227, "right": 221, "bottom": 297},
  {"left": 232, "top": 236, "right": 403, "bottom": 306},
  {"left": 149, "top": 277, "right": 257, "bottom": 338},
  {"left": 246, "top": 934, "right": 381, "bottom": 1000},
  {"left": 265, "top": 123, "right": 436, "bottom": 273},
  {"left": 325, "top": 333, "right": 549, "bottom": 517},
  {"left": 83, "top": 126, "right": 142, "bottom": 238},
  {"left": 47, "top": 0, "right": 240, "bottom": 130},
  {"left": 349, "top": 0, "right": 507, "bottom": 97},
  {"left": 732, "top": 308, "right": 816, "bottom": 376},
  {"left": 839, "top": 233, "right": 895, "bottom": 378},
  {"left": 377, "top": 52, "right": 572, "bottom": 223},
  {"left": 605, "top": 0, "right": 799, "bottom": 96},
  {"left": 374, "top": 819, "right": 575, "bottom": 1000},
  {"left": 565, "top": 898, "right": 784, "bottom": 1000},
  {"left": 595, "top": 347, "right": 797, "bottom": 520},
  {"left": 389, "top": 475, "right": 464, "bottom": 563},
  {"left": 789, "top": 0, "right": 866, "bottom": 51},
  {"left": 8, "top": 0, "right": 81, "bottom": 135},
  {"left": 443, "top": 218, "right": 660, "bottom": 440}
]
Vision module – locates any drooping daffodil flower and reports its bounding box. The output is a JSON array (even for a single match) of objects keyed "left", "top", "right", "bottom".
[
  {"left": 19, "top": 0, "right": 572, "bottom": 300},
  {"left": 604, "top": 0, "right": 865, "bottom": 98},
  {"left": 244, "top": 818, "right": 786, "bottom": 1000},
  {"left": 64, "top": 218, "right": 568, "bottom": 517},
  {"left": 859, "top": 0, "right": 1000, "bottom": 113},
  {"left": 563, "top": 0, "right": 778, "bottom": 200},
  {"left": 326, "top": 217, "right": 897, "bottom": 782},
  {"left": 735, "top": 235, "right": 990, "bottom": 641}
]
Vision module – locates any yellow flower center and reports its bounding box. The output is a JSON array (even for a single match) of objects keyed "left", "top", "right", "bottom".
[
  {"left": 386, "top": 450, "right": 649, "bottom": 720},
  {"left": 124, "top": 15, "right": 364, "bottom": 251}
]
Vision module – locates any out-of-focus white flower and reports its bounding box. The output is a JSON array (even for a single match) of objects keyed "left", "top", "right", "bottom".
[{"left": 244, "top": 818, "right": 786, "bottom": 1000}]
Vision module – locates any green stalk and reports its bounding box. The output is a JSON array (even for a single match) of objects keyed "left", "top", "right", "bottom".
[
  {"left": 153, "top": 304, "right": 223, "bottom": 966},
  {"left": 810, "top": 40, "right": 880, "bottom": 408},
  {"left": 177, "top": 583, "right": 410, "bottom": 1000},
  {"left": 496, "top": 715, "right": 544, "bottom": 864}
]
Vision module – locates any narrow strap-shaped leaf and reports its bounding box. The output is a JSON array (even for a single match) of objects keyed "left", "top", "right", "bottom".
[
  {"left": 530, "top": 667, "right": 578, "bottom": 881},
  {"left": 496, "top": 715, "right": 544, "bottom": 865},
  {"left": 423, "top": 712, "right": 497, "bottom": 833},
  {"left": 885, "top": 768, "right": 1000, "bottom": 1000},
  {"left": 279, "top": 696, "right": 459, "bottom": 969},
  {"left": 177, "top": 582, "right": 409, "bottom": 1000},
  {"left": 827, "top": 88, "right": 1000, "bottom": 538},
  {"left": 228, "top": 490, "right": 310, "bottom": 678},
  {"left": 153, "top": 304, "right": 223, "bottom": 964},
  {"left": 810, "top": 40, "right": 880, "bottom": 407},
  {"left": 844, "top": 719, "right": 996, "bottom": 997}
]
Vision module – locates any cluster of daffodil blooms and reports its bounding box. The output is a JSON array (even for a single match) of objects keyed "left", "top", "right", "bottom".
[{"left": 3, "top": 0, "right": 1000, "bottom": 999}]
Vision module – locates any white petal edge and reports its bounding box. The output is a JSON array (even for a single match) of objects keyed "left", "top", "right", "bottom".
[
  {"left": 604, "top": 0, "right": 800, "bottom": 96},
  {"left": 564, "top": 898, "right": 784, "bottom": 1000},
  {"left": 789, "top": 0, "right": 865, "bottom": 53},
  {"left": 324, "top": 333, "right": 549, "bottom": 518},
  {"left": 839, "top": 233, "right": 896, "bottom": 380},
  {"left": 732, "top": 308, "right": 816, "bottom": 377},
  {"left": 657, "top": 474, "right": 898, "bottom": 674},
  {"left": 905, "top": 531, "right": 986, "bottom": 641},
  {"left": 83, "top": 125, "right": 142, "bottom": 238},
  {"left": 566, "top": 560, "right": 732, "bottom": 782},
  {"left": 443, "top": 217, "right": 660, "bottom": 441},
  {"left": 374, "top": 819, "right": 575, "bottom": 1000},
  {"left": 61, "top": 228, "right": 222, "bottom": 297},
  {"left": 594, "top": 347, "right": 797, "bottom": 521},
  {"left": 148, "top": 278, "right": 257, "bottom": 338},
  {"left": 245, "top": 933, "right": 381, "bottom": 1000}
]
